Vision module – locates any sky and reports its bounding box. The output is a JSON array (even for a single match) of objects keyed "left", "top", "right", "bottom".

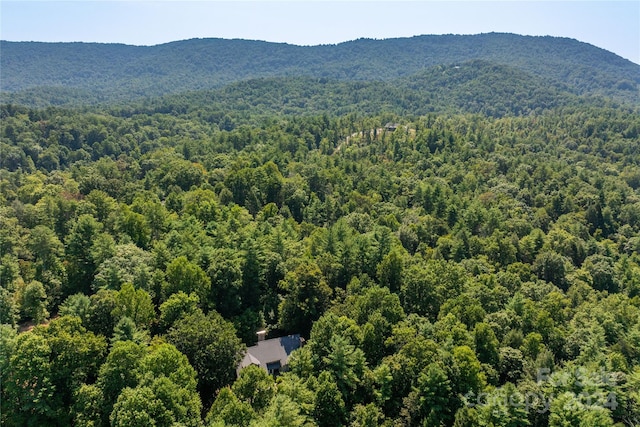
[{"left": 1, "top": 1, "right": 639, "bottom": 64}]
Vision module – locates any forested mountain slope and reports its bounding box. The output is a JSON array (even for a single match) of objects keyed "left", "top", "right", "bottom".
[
  {"left": 130, "top": 61, "right": 583, "bottom": 121},
  {"left": 2, "top": 33, "right": 639, "bottom": 106},
  {"left": 2, "top": 100, "right": 640, "bottom": 426},
  {"left": 2, "top": 31, "right": 640, "bottom": 427}
]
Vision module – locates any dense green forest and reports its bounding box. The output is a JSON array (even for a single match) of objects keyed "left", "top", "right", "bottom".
[
  {"left": 2, "top": 34, "right": 640, "bottom": 427},
  {"left": 2, "top": 101, "right": 640, "bottom": 426},
  {"left": 2, "top": 33, "right": 639, "bottom": 106}
]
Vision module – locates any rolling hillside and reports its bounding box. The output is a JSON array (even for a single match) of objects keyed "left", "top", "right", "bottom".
[
  {"left": 1, "top": 33, "right": 638, "bottom": 107},
  {"left": 3, "top": 32, "right": 640, "bottom": 427},
  {"left": 126, "top": 61, "right": 583, "bottom": 121}
]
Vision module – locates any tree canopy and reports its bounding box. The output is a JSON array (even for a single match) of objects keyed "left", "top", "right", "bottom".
[{"left": 1, "top": 41, "right": 640, "bottom": 425}]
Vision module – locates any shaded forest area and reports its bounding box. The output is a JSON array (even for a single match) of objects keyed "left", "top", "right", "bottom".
[{"left": 2, "top": 99, "right": 640, "bottom": 426}]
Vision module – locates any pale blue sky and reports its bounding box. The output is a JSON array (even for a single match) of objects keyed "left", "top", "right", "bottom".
[{"left": 1, "top": 1, "right": 639, "bottom": 64}]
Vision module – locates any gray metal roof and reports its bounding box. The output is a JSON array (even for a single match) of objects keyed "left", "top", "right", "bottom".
[{"left": 238, "top": 334, "right": 303, "bottom": 372}]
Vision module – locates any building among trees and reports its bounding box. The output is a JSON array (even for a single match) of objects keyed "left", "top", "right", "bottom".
[{"left": 238, "top": 331, "right": 304, "bottom": 375}]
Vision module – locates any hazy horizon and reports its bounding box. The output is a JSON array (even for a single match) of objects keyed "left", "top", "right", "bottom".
[{"left": 1, "top": 1, "right": 638, "bottom": 64}]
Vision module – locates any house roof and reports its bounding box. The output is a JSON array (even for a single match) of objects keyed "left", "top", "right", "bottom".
[{"left": 238, "top": 334, "right": 303, "bottom": 372}]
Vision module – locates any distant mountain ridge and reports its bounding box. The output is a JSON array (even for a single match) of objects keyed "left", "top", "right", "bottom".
[
  {"left": 1, "top": 33, "right": 638, "bottom": 107},
  {"left": 123, "top": 60, "right": 582, "bottom": 121}
]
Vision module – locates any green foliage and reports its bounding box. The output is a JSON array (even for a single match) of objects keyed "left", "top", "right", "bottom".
[
  {"left": 97, "top": 340, "right": 146, "bottom": 411},
  {"left": 0, "top": 287, "right": 18, "bottom": 325},
  {"left": 232, "top": 365, "right": 276, "bottom": 413},
  {"left": 534, "top": 251, "right": 569, "bottom": 290},
  {"left": 274, "top": 373, "right": 316, "bottom": 416},
  {"left": 279, "top": 261, "right": 332, "bottom": 336},
  {"left": 166, "top": 309, "right": 245, "bottom": 405},
  {"left": 475, "top": 383, "right": 530, "bottom": 427},
  {"left": 402, "top": 259, "right": 467, "bottom": 320},
  {"left": 313, "top": 371, "right": 347, "bottom": 427},
  {"left": 499, "top": 347, "right": 526, "bottom": 384},
  {"left": 71, "top": 384, "right": 105, "bottom": 427},
  {"left": 92, "top": 243, "right": 153, "bottom": 291},
  {"left": 165, "top": 255, "right": 211, "bottom": 302},
  {"left": 350, "top": 403, "right": 384, "bottom": 427},
  {"left": 111, "top": 316, "right": 149, "bottom": 345},
  {"left": 27, "top": 224, "right": 65, "bottom": 307},
  {"left": 65, "top": 214, "right": 103, "bottom": 295},
  {"left": 141, "top": 342, "right": 199, "bottom": 390},
  {"left": 86, "top": 289, "right": 118, "bottom": 337},
  {"left": 3, "top": 34, "right": 639, "bottom": 106},
  {"left": 111, "top": 282, "right": 155, "bottom": 328},
  {"left": 377, "top": 250, "right": 403, "bottom": 293},
  {"left": 548, "top": 392, "right": 614, "bottom": 427},
  {"left": 158, "top": 291, "right": 200, "bottom": 331},
  {"left": 109, "top": 386, "right": 163, "bottom": 427},
  {"left": 58, "top": 292, "right": 91, "bottom": 323},
  {"left": 2, "top": 58, "right": 640, "bottom": 426},
  {"left": 206, "top": 387, "right": 256, "bottom": 427},
  {"left": 252, "top": 394, "right": 312, "bottom": 427},
  {"left": 3, "top": 333, "right": 56, "bottom": 426},
  {"left": 474, "top": 322, "right": 500, "bottom": 366},
  {"left": 1, "top": 317, "right": 106, "bottom": 425},
  {"left": 450, "top": 345, "right": 487, "bottom": 397},
  {"left": 413, "top": 362, "right": 453, "bottom": 426},
  {"left": 206, "top": 248, "right": 244, "bottom": 317},
  {"left": 19, "top": 280, "right": 49, "bottom": 324},
  {"left": 93, "top": 340, "right": 203, "bottom": 426},
  {"left": 110, "top": 379, "right": 202, "bottom": 427},
  {"left": 321, "top": 334, "right": 366, "bottom": 401}
]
